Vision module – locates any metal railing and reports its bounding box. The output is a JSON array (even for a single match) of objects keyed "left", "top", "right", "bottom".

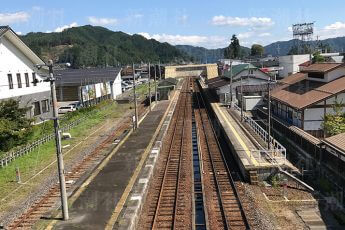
[{"left": 232, "top": 103, "right": 286, "bottom": 163}]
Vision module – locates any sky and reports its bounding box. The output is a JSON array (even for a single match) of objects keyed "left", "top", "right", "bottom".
[{"left": 2, "top": 0, "right": 345, "bottom": 49}]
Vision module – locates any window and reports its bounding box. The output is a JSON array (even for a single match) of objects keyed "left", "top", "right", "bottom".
[
  {"left": 25, "top": 73, "right": 30, "bottom": 87},
  {"left": 41, "top": 99, "right": 50, "bottom": 113},
  {"left": 17, "top": 73, "right": 22, "bottom": 88},
  {"left": 32, "top": 72, "right": 37, "bottom": 86},
  {"left": 308, "top": 72, "right": 324, "bottom": 79},
  {"left": 33, "top": 101, "right": 41, "bottom": 116},
  {"left": 8, "top": 74, "right": 13, "bottom": 89}
]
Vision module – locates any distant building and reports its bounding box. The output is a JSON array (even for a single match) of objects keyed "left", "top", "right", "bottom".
[
  {"left": 278, "top": 54, "right": 310, "bottom": 78},
  {"left": 157, "top": 78, "right": 178, "bottom": 100},
  {"left": 55, "top": 68, "right": 122, "bottom": 104},
  {"left": 0, "top": 26, "right": 52, "bottom": 123},
  {"left": 270, "top": 63, "right": 345, "bottom": 137},
  {"left": 207, "top": 63, "right": 271, "bottom": 105}
]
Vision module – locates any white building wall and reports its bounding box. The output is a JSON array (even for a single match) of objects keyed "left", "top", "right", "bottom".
[
  {"left": 112, "top": 71, "right": 122, "bottom": 99},
  {"left": 278, "top": 54, "right": 310, "bottom": 78},
  {"left": 0, "top": 36, "right": 50, "bottom": 99},
  {"left": 325, "top": 67, "right": 345, "bottom": 82}
]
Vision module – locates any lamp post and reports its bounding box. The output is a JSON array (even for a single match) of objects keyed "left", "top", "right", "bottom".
[
  {"left": 154, "top": 64, "right": 158, "bottom": 103},
  {"left": 36, "top": 60, "right": 69, "bottom": 220}
]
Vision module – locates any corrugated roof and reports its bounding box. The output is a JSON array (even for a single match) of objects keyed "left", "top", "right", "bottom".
[
  {"left": 206, "top": 77, "right": 229, "bottom": 89},
  {"left": 0, "top": 26, "right": 10, "bottom": 37},
  {"left": 271, "top": 74, "right": 345, "bottom": 109},
  {"left": 223, "top": 63, "right": 257, "bottom": 78},
  {"left": 301, "top": 63, "right": 344, "bottom": 73},
  {"left": 158, "top": 77, "right": 178, "bottom": 86},
  {"left": 324, "top": 133, "right": 345, "bottom": 153},
  {"left": 235, "top": 83, "right": 278, "bottom": 93},
  {"left": 55, "top": 68, "right": 121, "bottom": 86}
]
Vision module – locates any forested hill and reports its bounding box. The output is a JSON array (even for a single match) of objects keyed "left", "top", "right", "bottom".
[
  {"left": 21, "top": 25, "right": 191, "bottom": 68},
  {"left": 176, "top": 45, "right": 250, "bottom": 64}
]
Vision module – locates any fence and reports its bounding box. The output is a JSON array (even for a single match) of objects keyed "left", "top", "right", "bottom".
[
  {"left": 0, "top": 118, "right": 85, "bottom": 168},
  {"left": 233, "top": 103, "right": 286, "bottom": 162}
]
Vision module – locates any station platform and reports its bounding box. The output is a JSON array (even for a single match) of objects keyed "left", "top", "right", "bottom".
[
  {"left": 199, "top": 81, "right": 297, "bottom": 181},
  {"left": 51, "top": 100, "right": 172, "bottom": 230}
]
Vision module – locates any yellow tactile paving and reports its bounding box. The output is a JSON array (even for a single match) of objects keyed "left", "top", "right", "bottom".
[{"left": 213, "top": 102, "right": 259, "bottom": 166}]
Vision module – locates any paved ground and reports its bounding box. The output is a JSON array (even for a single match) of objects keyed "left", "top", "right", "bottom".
[{"left": 53, "top": 101, "right": 170, "bottom": 230}]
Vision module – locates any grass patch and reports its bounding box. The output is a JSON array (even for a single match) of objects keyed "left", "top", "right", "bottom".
[{"left": 0, "top": 101, "right": 132, "bottom": 200}]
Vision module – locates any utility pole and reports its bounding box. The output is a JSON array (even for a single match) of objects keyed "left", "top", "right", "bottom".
[
  {"left": 240, "top": 75, "right": 243, "bottom": 121},
  {"left": 133, "top": 63, "right": 138, "bottom": 129},
  {"left": 229, "top": 61, "right": 233, "bottom": 107},
  {"left": 47, "top": 60, "right": 69, "bottom": 220},
  {"left": 267, "top": 76, "right": 272, "bottom": 150},
  {"left": 158, "top": 60, "right": 162, "bottom": 80},
  {"left": 154, "top": 64, "right": 158, "bottom": 103},
  {"left": 148, "top": 62, "right": 152, "bottom": 111}
]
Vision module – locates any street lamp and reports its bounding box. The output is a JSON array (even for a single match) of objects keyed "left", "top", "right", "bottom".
[{"left": 35, "top": 60, "right": 70, "bottom": 221}]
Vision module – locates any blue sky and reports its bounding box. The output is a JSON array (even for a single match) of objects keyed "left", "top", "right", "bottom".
[{"left": 2, "top": 0, "right": 345, "bottom": 48}]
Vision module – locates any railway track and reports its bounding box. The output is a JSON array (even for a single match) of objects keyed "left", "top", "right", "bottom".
[
  {"left": 7, "top": 103, "right": 148, "bottom": 229},
  {"left": 143, "top": 78, "right": 193, "bottom": 229},
  {"left": 193, "top": 79, "right": 250, "bottom": 230}
]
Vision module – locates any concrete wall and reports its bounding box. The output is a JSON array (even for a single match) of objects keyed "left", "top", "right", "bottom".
[
  {"left": 164, "top": 64, "right": 218, "bottom": 79},
  {"left": 0, "top": 36, "right": 50, "bottom": 100},
  {"left": 278, "top": 54, "right": 310, "bottom": 78},
  {"left": 243, "top": 96, "right": 264, "bottom": 111},
  {"left": 112, "top": 71, "right": 122, "bottom": 99}
]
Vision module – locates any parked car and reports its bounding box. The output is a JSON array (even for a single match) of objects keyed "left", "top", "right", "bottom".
[
  {"left": 58, "top": 106, "right": 76, "bottom": 114},
  {"left": 68, "top": 102, "right": 83, "bottom": 110}
]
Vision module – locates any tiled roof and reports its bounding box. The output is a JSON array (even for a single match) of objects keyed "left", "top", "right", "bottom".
[
  {"left": 301, "top": 63, "right": 344, "bottom": 73},
  {"left": 55, "top": 68, "right": 121, "bottom": 86},
  {"left": 324, "top": 133, "right": 345, "bottom": 153},
  {"left": 271, "top": 73, "right": 345, "bottom": 109}
]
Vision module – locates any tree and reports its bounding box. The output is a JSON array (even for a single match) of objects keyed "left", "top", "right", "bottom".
[
  {"left": 322, "top": 100, "right": 345, "bottom": 136},
  {"left": 224, "top": 34, "right": 241, "bottom": 59},
  {"left": 251, "top": 44, "right": 264, "bottom": 57},
  {"left": 312, "top": 51, "right": 325, "bottom": 63},
  {"left": 0, "top": 99, "right": 33, "bottom": 152}
]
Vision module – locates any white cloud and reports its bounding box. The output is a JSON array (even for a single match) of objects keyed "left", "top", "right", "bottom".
[
  {"left": 0, "top": 12, "right": 30, "bottom": 24},
  {"left": 258, "top": 32, "right": 271, "bottom": 37},
  {"left": 238, "top": 32, "right": 254, "bottom": 39},
  {"left": 16, "top": 31, "right": 22, "bottom": 35},
  {"left": 314, "top": 21, "right": 345, "bottom": 39},
  {"left": 287, "top": 26, "right": 293, "bottom": 32},
  {"left": 132, "top": 14, "right": 143, "bottom": 19},
  {"left": 88, "top": 16, "right": 118, "bottom": 26},
  {"left": 324, "top": 22, "right": 345, "bottom": 31},
  {"left": 54, "top": 22, "right": 78, "bottom": 33},
  {"left": 137, "top": 32, "right": 228, "bottom": 48},
  {"left": 211, "top": 15, "right": 274, "bottom": 28}
]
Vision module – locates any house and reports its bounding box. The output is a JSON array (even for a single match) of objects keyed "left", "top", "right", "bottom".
[
  {"left": 0, "top": 26, "right": 52, "bottom": 123},
  {"left": 278, "top": 54, "right": 310, "bottom": 78},
  {"left": 157, "top": 78, "right": 178, "bottom": 100},
  {"left": 208, "top": 63, "right": 271, "bottom": 104},
  {"left": 55, "top": 67, "right": 122, "bottom": 104},
  {"left": 270, "top": 63, "right": 345, "bottom": 137}
]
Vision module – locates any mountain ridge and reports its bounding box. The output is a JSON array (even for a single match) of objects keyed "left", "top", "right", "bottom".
[{"left": 21, "top": 25, "right": 192, "bottom": 68}]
